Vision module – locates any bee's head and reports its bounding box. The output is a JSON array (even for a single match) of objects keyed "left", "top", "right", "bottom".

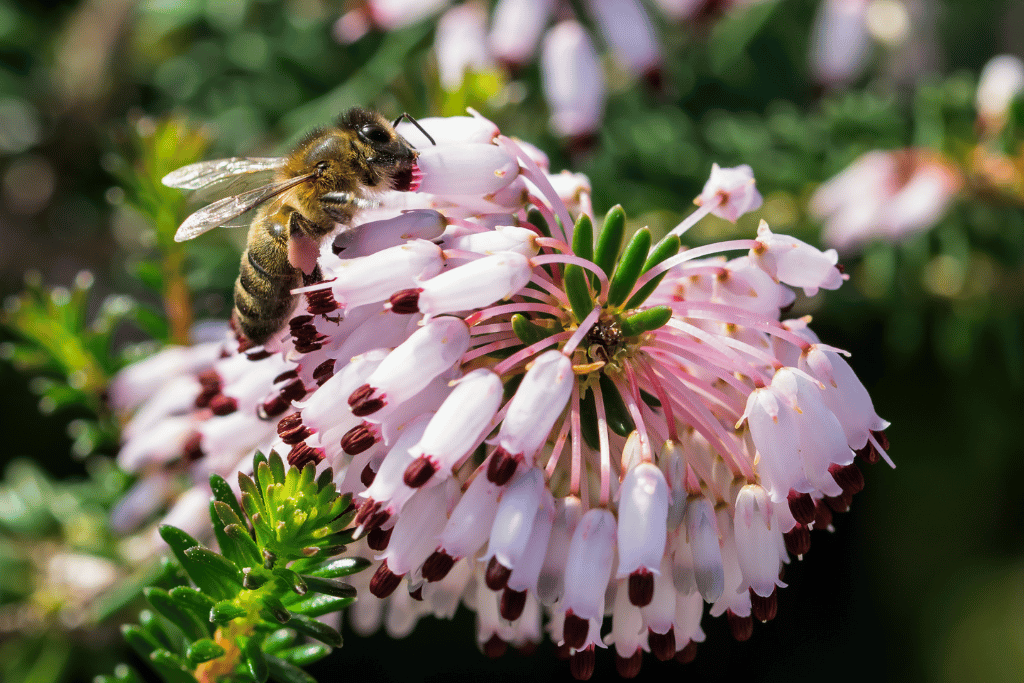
[{"left": 335, "top": 108, "right": 419, "bottom": 192}]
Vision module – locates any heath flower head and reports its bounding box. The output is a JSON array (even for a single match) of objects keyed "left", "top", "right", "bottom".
[{"left": 113, "top": 113, "right": 891, "bottom": 678}]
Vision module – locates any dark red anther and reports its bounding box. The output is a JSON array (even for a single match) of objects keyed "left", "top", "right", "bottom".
[
  {"left": 305, "top": 289, "right": 339, "bottom": 315},
  {"left": 259, "top": 396, "right": 287, "bottom": 419},
  {"left": 787, "top": 490, "right": 816, "bottom": 525},
  {"left": 824, "top": 490, "right": 853, "bottom": 513},
  {"left": 486, "top": 448, "right": 518, "bottom": 485},
  {"left": 408, "top": 585, "right": 424, "bottom": 601},
  {"left": 813, "top": 499, "right": 834, "bottom": 530},
  {"left": 562, "top": 611, "right": 589, "bottom": 650},
  {"left": 783, "top": 523, "right": 811, "bottom": 556},
  {"left": 485, "top": 556, "right": 512, "bottom": 591},
  {"left": 726, "top": 609, "right": 753, "bottom": 641},
  {"left": 182, "top": 433, "right": 203, "bottom": 461},
  {"left": 245, "top": 348, "right": 273, "bottom": 361},
  {"left": 360, "top": 462, "right": 377, "bottom": 487},
  {"left": 421, "top": 550, "right": 456, "bottom": 582},
  {"left": 749, "top": 587, "right": 778, "bottom": 622},
  {"left": 198, "top": 370, "right": 221, "bottom": 390},
  {"left": 277, "top": 413, "right": 312, "bottom": 445},
  {"left": 628, "top": 568, "right": 655, "bottom": 607},
  {"left": 368, "top": 560, "right": 402, "bottom": 598},
  {"left": 482, "top": 634, "right": 507, "bottom": 659},
  {"left": 287, "top": 442, "right": 323, "bottom": 469},
  {"left": 348, "top": 383, "right": 386, "bottom": 416},
  {"left": 569, "top": 645, "right": 595, "bottom": 681},
  {"left": 366, "top": 525, "right": 393, "bottom": 551},
  {"left": 615, "top": 649, "right": 643, "bottom": 678},
  {"left": 829, "top": 462, "right": 865, "bottom": 494},
  {"left": 273, "top": 369, "right": 299, "bottom": 385},
  {"left": 388, "top": 288, "right": 423, "bottom": 314},
  {"left": 341, "top": 423, "right": 378, "bottom": 455},
  {"left": 312, "top": 358, "right": 335, "bottom": 386},
  {"left": 294, "top": 340, "right": 324, "bottom": 354},
  {"left": 279, "top": 379, "right": 307, "bottom": 403},
  {"left": 403, "top": 456, "right": 437, "bottom": 488},
  {"left": 354, "top": 499, "right": 379, "bottom": 527},
  {"left": 500, "top": 588, "right": 527, "bottom": 621},
  {"left": 648, "top": 628, "right": 676, "bottom": 661},
  {"left": 209, "top": 395, "right": 238, "bottom": 416},
  {"left": 675, "top": 640, "right": 698, "bottom": 664},
  {"left": 289, "top": 315, "right": 313, "bottom": 329},
  {"left": 517, "top": 641, "right": 538, "bottom": 657}
]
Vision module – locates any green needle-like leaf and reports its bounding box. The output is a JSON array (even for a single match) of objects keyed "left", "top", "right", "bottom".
[
  {"left": 286, "top": 614, "right": 343, "bottom": 647},
  {"left": 572, "top": 213, "right": 594, "bottom": 262},
  {"left": 147, "top": 650, "right": 198, "bottom": 683},
  {"left": 210, "top": 472, "right": 245, "bottom": 522},
  {"left": 185, "top": 638, "right": 226, "bottom": 666},
  {"left": 624, "top": 234, "right": 681, "bottom": 310},
  {"left": 283, "top": 593, "right": 354, "bottom": 618},
  {"left": 244, "top": 636, "right": 270, "bottom": 683},
  {"left": 275, "top": 643, "right": 332, "bottom": 667},
  {"left": 620, "top": 306, "right": 673, "bottom": 337},
  {"left": 266, "top": 655, "right": 318, "bottom": 683},
  {"left": 304, "top": 556, "right": 372, "bottom": 579},
  {"left": 595, "top": 205, "right": 627, "bottom": 277},
  {"left": 607, "top": 228, "right": 652, "bottom": 308},
  {"left": 300, "top": 575, "right": 357, "bottom": 599},
  {"left": 599, "top": 373, "right": 636, "bottom": 437},
  {"left": 122, "top": 624, "right": 163, "bottom": 660},
  {"left": 145, "top": 587, "right": 210, "bottom": 642}
]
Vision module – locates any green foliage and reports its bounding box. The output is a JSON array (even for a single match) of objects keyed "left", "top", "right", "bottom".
[{"left": 112, "top": 451, "right": 363, "bottom": 683}]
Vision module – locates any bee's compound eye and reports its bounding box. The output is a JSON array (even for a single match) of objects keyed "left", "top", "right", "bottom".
[
  {"left": 360, "top": 125, "right": 391, "bottom": 144},
  {"left": 315, "top": 160, "right": 330, "bottom": 172}
]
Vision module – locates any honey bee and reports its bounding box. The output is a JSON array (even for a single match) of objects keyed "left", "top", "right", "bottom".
[{"left": 163, "top": 108, "right": 433, "bottom": 346}]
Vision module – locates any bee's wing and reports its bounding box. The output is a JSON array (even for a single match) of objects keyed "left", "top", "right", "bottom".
[
  {"left": 162, "top": 157, "right": 286, "bottom": 190},
  {"left": 173, "top": 174, "right": 313, "bottom": 242}
]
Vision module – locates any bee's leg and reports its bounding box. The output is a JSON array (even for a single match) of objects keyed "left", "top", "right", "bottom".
[{"left": 319, "top": 192, "right": 359, "bottom": 224}]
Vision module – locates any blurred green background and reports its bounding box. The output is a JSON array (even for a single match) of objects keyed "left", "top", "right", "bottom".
[{"left": 1, "top": 0, "right": 1022, "bottom": 681}]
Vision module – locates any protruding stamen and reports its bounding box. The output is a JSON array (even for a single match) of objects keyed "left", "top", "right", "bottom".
[
  {"left": 648, "top": 628, "right": 676, "bottom": 661},
  {"left": 421, "top": 550, "right": 456, "bottom": 582},
  {"left": 749, "top": 587, "right": 778, "bottom": 622},
  {"left": 726, "top": 610, "right": 753, "bottom": 641},
  {"left": 569, "top": 644, "right": 595, "bottom": 681},
  {"left": 499, "top": 588, "right": 527, "bottom": 621},
  {"left": 484, "top": 556, "right": 512, "bottom": 591},
  {"left": 403, "top": 456, "right": 437, "bottom": 488},
  {"left": 341, "top": 423, "right": 377, "bottom": 455},
  {"left": 615, "top": 650, "right": 643, "bottom": 679},
  {"left": 563, "top": 611, "right": 589, "bottom": 650},
  {"left": 369, "top": 560, "right": 402, "bottom": 598}
]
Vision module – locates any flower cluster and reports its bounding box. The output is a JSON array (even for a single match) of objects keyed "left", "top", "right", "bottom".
[
  {"left": 334, "top": 0, "right": 764, "bottom": 141},
  {"left": 112, "top": 113, "right": 891, "bottom": 679},
  {"left": 811, "top": 148, "right": 961, "bottom": 253}
]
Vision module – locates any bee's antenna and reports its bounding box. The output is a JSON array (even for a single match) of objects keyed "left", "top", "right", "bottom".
[{"left": 393, "top": 113, "right": 436, "bottom": 146}]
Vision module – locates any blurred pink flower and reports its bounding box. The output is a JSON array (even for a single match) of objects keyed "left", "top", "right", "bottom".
[
  {"left": 811, "top": 149, "right": 961, "bottom": 252},
  {"left": 113, "top": 114, "right": 891, "bottom": 677}
]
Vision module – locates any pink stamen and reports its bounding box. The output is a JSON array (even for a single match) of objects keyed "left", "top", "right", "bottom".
[
  {"left": 493, "top": 331, "right": 573, "bottom": 376},
  {"left": 614, "top": 369, "right": 652, "bottom": 464},
  {"left": 545, "top": 416, "right": 572, "bottom": 479},
  {"left": 591, "top": 381, "right": 612, "bottom": 506},
  {"left": 665, "top": 194, "right": 722, "bottom": 239},
  {"left": 498, "top": 135, "right": 574, "bottom": 237},
  {"left": 569, "top": 380, "right": 583, "bottom": 498},
  {"left": 631, "top": 239, "right": 759, "bottom": 294},
  {"left": 562, "top": 306, "right": 602, "bottom": 356},
  {"left": 530, "top": 254, "right": 609, "bottom": 301}
]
